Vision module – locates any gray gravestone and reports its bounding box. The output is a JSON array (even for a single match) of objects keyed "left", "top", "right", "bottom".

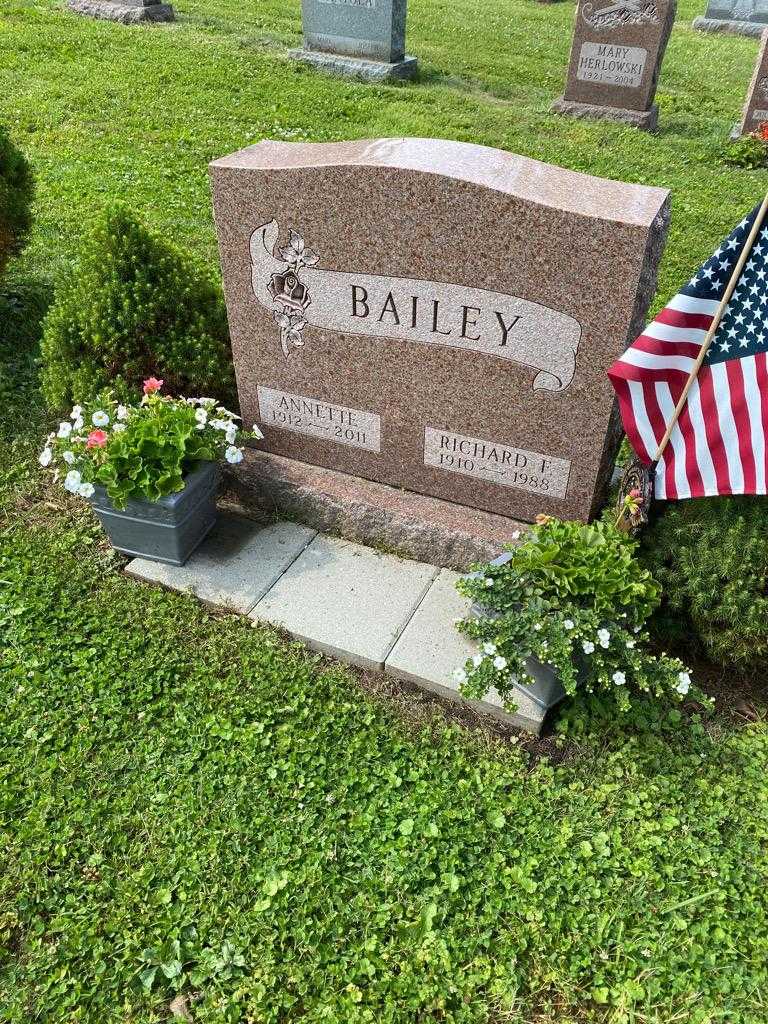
[
  {"left": 290, "top": 0, "right": 417, "bottom": 82},
  {"left": 67, "top": 0, "right": 174, "bottom": 22},
  {"left": 552, "top": 0, "right": 677, "bottom": 131},
  {"left": 694, "top": 0, "right": 768, "bottom": 35}
]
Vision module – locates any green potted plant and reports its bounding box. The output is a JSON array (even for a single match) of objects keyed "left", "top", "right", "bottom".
[
  {"left": 455, "top": 514, "right": 710, "bottom": 718},
  {"left": 39, "top": 377, "right": 261, "bottom": 566}
]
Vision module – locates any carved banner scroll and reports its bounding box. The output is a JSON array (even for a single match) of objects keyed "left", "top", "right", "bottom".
[{"left": 250, "top": 220, "right": 582, "bottom": 394}]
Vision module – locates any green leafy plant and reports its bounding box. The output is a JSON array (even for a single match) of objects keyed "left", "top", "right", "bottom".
[
  {"left": 39, "top": 204, "right": 235, "bottom": 411},
  {"left": 456, "top": 517, "right": 708, "bottom": 713},
  {"left": 38, "top": 378, "right": 260, "bottom": 509},
  {"left": 0, "top": 124, "right": 34, "bottom": 279},
  {"left": 724, "top": 124, "right": 768, "bottom": 169},
  {"left": 641, "top": 496, "right": 768, "bottom": 668}
]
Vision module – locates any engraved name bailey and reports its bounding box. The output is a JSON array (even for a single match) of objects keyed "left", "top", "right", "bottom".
[{"left": 250, "top": 220, "right": 582, "bottom": 393}]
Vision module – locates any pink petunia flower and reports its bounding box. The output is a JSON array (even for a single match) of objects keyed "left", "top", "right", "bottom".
[
  {"left": 86, "top": 429, "right": 108, "bottom": 449},
  {"left": 143, "top": 376, "right": 164, "bottom": 394}
]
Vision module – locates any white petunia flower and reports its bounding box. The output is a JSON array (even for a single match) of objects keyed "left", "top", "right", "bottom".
[
  {"left": 62, "top": 450, "right": 76, "bottom": 465},
  {"left": 676, "top": 672, "right": 691, "bottom": 696},
  {"left": 225, "top": 425, "right": 238, "bottom": 445},
  {"left": 634, "top": 625, "right": 641, "bottom": 633},
  {"left": 493, "top": 656, "right": 508, "bottom": 671},
  {"left": 225, "top": 446, "right": 244, "bottom": 464},
  {"left": 91, "top": 410, "right": 109, "bottom": 427},
  {"left": 70, "top": 405, "right": 83, "bottom": 420},
  {"left": 626, "top": 639, "right": 636, "bottom": 649},
  {"left": 612, "top": 671, "right": 626, "bottom": 686},
  {"left": 64, "top": 470, "right": 82, "bottom": 493},
  {"left": 38, "top": 447, "right": 53, "bottom": 467},
  {"left": 57, "top": 421, "right": 73, "bottom": 438},
  {"left": 209, "top": 418, "right": 228, "bottom": 431},
  {"left": 563, "top": 619, "right": 574, "bottom": 630},
  {"left": 117, "top": 405, "right": 129, "bottom": 421},
  {"left": 482, "top": 642, "right": 497, "bottom": 655},
  {"left": 194, "top": 407, "right": 208, "bottom": 425},
  {"left": 582, "top": 640, "right": 595, "bottom": 655},
  {"left": 485, "top": 578, "right": 494, "bottom": 588},
  {"left": 472, "top": 653, "right": 484, "bottom": 668},
  {"left": 252, "top": 424, "right": 264, "bottom": 440},
  {"left": 72, "top": 416, "right": 84, "bottom": 431},
  {"left": 78, "top": 482, "right": 95, "bottom": 498},
  {"left": 453, "top": 668, "right": 467, "bottom": 684},
  {"left": 112, "top": 422, "right": 126, "bottom": 433},
  {"left": 597, "top": 628, "right": 611, "bottom": 648},
  {"left": 197, "top": 397, "right": 217, "bottom": 408}
]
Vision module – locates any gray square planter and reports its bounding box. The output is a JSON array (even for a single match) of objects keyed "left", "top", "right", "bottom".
[
  {"left": 469, "top": 552, "right": 567, "bottom": 721},
  {"left": 89, "top": 462, "right": 220, "bottom": 566}
]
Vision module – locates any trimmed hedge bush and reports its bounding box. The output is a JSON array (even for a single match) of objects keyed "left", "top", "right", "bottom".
[
  {"left": 0, "top": 124, "right": 33, "bottom": 279},
  {"left": 641, "top": 497, "right": 768, "bottom": 669},
  {"left": 40, "top": 205, "right": 235, "bottom": 410}
]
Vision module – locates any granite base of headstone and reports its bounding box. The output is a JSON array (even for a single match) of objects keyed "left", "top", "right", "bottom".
[
  {"left": 552, "top": 0, "right": 676, "bottom": 132},
  {"left": 693, "top": 0, "right": 768, "bottom": 36},
  {"left": 289, "top": 0, "right": 417, "bottom": 83},
  {"left": 67, "top": 0, "right": 174, "bottom": 23}
]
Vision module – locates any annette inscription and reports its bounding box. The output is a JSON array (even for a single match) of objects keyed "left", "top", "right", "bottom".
[
  {"left": 424, "top": 428, "right": 571, "bottom": 499},
  {"left": 258, "top": 386, "right": 381, "bottom": 452}
]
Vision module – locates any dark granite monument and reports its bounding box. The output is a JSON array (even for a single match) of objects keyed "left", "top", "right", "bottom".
[
  {"left": 736, "top": 30, "right": 768, "bottom": 136},
  {"left": 208, "top": 138, "right": 669, "bottom": 562},
  {"left": 553, "top": 0, "right": 677, "bottom": 131},
  {"left": 289, "top": 0, "right": 417, "bottom": 81}
]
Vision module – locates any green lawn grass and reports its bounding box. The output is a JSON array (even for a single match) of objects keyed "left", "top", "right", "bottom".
[{"left": 2, "top": 1, "right": 768, "bottom": 1021}]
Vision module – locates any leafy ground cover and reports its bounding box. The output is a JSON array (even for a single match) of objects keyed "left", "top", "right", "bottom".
[{"left": 2, "top": 0, "right": 768, "bottom": 1021}]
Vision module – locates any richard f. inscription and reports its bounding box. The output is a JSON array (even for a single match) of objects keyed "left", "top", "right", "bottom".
[
  {"left": 210, "top": 138, "right": 670, "bottom": 523},
  {"left": 424, "top": 428, "right": 571, "bottom": 499}
]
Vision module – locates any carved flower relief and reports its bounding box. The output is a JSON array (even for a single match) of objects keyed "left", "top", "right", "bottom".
[
  {"left": 268, "top": 269, "right": 311, "bottom": 314},
  {"left": 266, "top": 230, "right": 319, "bottom": 358}
]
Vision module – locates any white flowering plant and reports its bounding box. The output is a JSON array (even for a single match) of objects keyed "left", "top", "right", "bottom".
[
  {"left": 38, "top": 377, "right": 262, "bottom": 510},
  {"left": 455, "top": 516, "right": 709, "bottom": 714}
]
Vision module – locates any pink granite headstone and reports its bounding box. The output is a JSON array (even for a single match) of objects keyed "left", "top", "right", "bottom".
[
  {"left": 553, "top": 0, "right": 677, "bottom": 131},
  {"left": 209, "top": 138, "right": 670, "bottom": 525}
]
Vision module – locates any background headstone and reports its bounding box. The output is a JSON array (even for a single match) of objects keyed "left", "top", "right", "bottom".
[
  {"left": 67, "top": 0, "right": 174, "bottom": 22},
  {"left": 694, "top": 0, "right": 768, "bottom": 36},
  {"left": 736, "top": 30, "right": 768, "bottom": 135},
  {"left": 289, "top": 0, "right": 417, "bottom": 82},
  {"left": 209, "top": 138, "right": 669, "bottom": 526},
  {"left": 552, "top": 0, "right": 677, "bottom": 131}
]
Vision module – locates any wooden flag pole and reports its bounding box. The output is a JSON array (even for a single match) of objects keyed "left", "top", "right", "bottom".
[{"left": 651, "top": 190, "right": 768, "bottom": 468}]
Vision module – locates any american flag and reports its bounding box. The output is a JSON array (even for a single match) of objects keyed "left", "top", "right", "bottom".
[{"left": 608, "top": 204, "right": 768, "bottom": 500}]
